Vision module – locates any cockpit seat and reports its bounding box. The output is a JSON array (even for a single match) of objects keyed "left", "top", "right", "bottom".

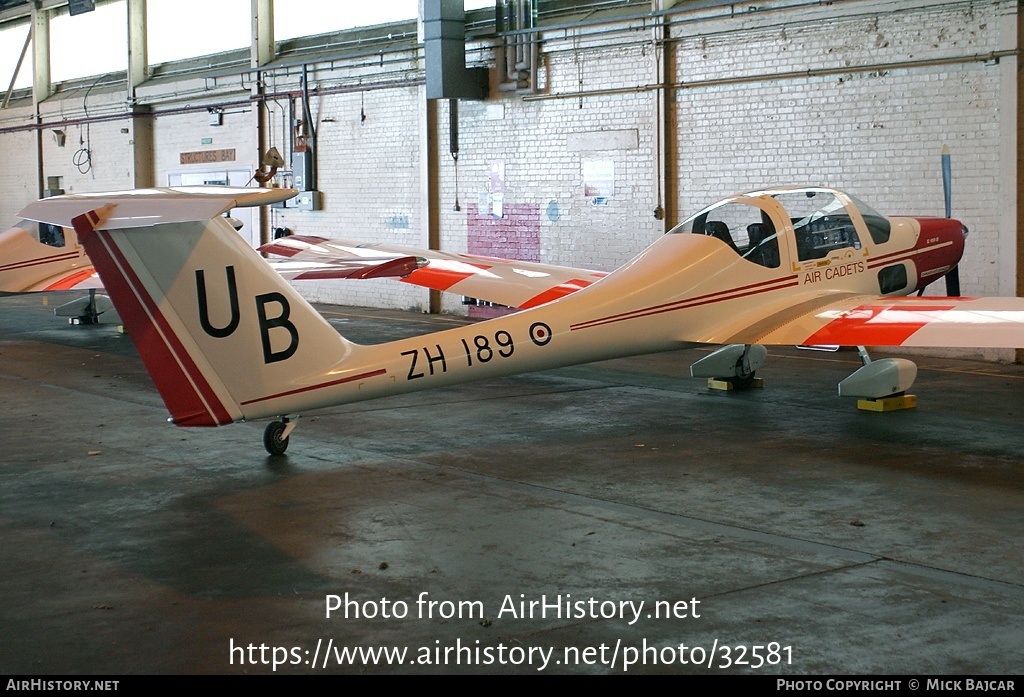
[
  {"left": 704, "top": 220, "right": 740, "bottom": 254},
  {"left": 745, "top": 222, "right": 779, "bottom": 268}
]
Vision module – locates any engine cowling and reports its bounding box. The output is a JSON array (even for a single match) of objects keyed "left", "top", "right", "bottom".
[{"left": 908, "top": 218, "right": 967, "bottom": 294}]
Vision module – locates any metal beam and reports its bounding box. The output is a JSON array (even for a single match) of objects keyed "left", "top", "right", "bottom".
[
  {"left": 126, "top": 0, "right": 146, "bottom": 99},
  {"left": 31, "top": 2, "right": 49, "bottom": 105},
  {"left": 251, "top": 0, "right": 274, "bottom": 247},
  {"left": 1016, "top": 6, "right": 1024, "bottom": 364},
  {"left": 251, "top": 0, "right": 274, "bottom": 68},
  {"left": 31, "top": 1, "right": 49, "bottom": 200},
  {"left": 0, "top": 0, "right": 63, "bottom": 26}
]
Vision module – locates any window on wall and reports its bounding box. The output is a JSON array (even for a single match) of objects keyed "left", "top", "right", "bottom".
[
  {"left": 275, "top": 0, "right": 494, "bottom": 40},
  {"left": 0, "top": 22, "right": 32, "bottom": 91},
  {"left": 50, "top": 1, "right": 127, "bottom": 83},
  {"left": 148, "top": 0, "right": 250, "bottom": 65}
]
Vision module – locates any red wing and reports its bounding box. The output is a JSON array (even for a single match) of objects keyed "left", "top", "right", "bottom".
[
  {"left": 260, "top": 236, "right": 607, "bottom": 309},
  {"left": 734, "top": 295, "right": 1024, "bottom": 348},
  {"left": 25, "top": 266, "right": 104, "bottom": 292},
  {"left": 266, "top": 255, "right": 423, "bottom": 281}
]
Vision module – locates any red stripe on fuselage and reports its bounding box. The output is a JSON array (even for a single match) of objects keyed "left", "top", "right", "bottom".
[
  {"left": 570, "top": 275, "right": 800, "bottom": 331},
  {"left": 866, "top": 242, "right": 952, "bottom": 269},
  {"left": 239, "top": 368, "right": 387, "bottom": 407},
  {"left": 83, "top": 227, "right": 234, "bottom": 427},
  {"left": 0, "top": 250, "right": 81, "bottom": 273}
]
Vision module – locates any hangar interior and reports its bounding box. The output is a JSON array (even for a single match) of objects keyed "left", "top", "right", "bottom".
[
  {"left": 1, "top": 0, "right": 1022, "bottom": 346},
  {"left": 1, "top": 0, "right": 1023, "bottom": 676}
]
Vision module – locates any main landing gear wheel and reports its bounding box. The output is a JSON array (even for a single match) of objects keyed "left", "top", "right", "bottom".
[
  {"left": 263, "top": 420, "right": 290, "bottom": 456},
  {"left": 689, "top": 344, "right": 768, "bottom": 389},
  {"left": 727, "top": 372, "right": 757, "bottom": 389}
]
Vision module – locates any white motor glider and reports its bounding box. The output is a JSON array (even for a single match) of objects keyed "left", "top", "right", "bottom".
[{"left": 7, "top": 185, "right": 1024, "bottom": 455}]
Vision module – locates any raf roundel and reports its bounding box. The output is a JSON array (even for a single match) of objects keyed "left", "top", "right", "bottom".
[{"left": 529, "top": 322, "right": 552, "bottom": 347}]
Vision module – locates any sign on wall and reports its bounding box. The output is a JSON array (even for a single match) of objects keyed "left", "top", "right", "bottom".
[
  {"left": 583, "top": 160, "right": 615, "bottom": 199},
  {"left": 179, "top": 149, "right": 237, "bottom": 165}
]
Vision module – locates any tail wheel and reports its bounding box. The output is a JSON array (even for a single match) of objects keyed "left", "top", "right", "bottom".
[{"left": 263, "top": 420, "right": 289, "bottom": 456}]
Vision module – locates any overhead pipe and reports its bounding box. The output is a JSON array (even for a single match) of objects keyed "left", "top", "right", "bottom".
[
  {"left": 523, "top": 48, "right": 1017, "bottom": 102},
  {"left": 300, "top": 63, "right": 317, "bottom": 191},
  {"left": 494, "top": 0, "right": 507, "bottom": 87},
  {"left": 0, "top": 77, "right": 426, "bottom": 135},
  {"left": 496, "top": 0, "right": 537, "bottom": 93},
  {"left": 6, "top": 41, "right": 1008, "bottom": 133},
  {"left": 526, "top": 0, "right": 538, "bottom": 93},
  {"left": 497, "top": 0, "right": 520, "bottom": 91},
  {"left": 651, "top": 0, "right": 671, "bottom": 226},
  {"left": 515, "top": 0, "right": 527, "bottom": 70}
]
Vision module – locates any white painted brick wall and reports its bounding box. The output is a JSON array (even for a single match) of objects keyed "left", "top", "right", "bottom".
[
  {"left": 667, "top": 0, "right": 1013, "bottom": 359},
  {"left": 0, "top": 103, "right": 39, "bottom": 223},
  {"left": 38, "top": 92, "right": 135, "bottom": 196},
  {"left": 152, "top": 108, "right": 257, "bottom": 187},
  {"left": 270, "top": 83, "right": 430, "bottom": 311},
  {"left": 0, "top": 0, "right": 1017, "bottom": 360}
]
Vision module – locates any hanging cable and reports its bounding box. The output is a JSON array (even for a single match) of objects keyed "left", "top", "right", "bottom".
[
  {"left": 449, "top": 99, "right": 460, "bottom": 211},
  {"left": 72, "top": 132, "right": 91, "bottom": 174},
  {"left": 72, "top": 75, "right": 105, "bottom": 175}
]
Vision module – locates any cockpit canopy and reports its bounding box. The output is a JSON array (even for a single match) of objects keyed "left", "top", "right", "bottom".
[
  {"left": 14, "top": 219, "right": 66, "bottom": 248},
  {"left": 671, "top": 187, "right": 892, "bottom": 269}
]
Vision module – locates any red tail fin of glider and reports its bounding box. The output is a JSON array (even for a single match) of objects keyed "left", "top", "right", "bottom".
[
  {"left": 73, "top": 207, "right": 239, "bottom": 426},
  {"left": 71, "top": 204, "right": 354, "bottom": 426}
]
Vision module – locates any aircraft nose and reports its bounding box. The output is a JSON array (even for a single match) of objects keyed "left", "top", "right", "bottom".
[{"left": 908, "top": 217, "right": 967, "bottom": 295}]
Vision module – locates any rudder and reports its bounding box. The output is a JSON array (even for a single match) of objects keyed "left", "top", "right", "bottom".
[{"left": 74, "top": 208, "right": 355, "bottom": 426}]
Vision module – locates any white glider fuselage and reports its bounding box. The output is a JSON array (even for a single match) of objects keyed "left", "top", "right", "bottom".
[
  {"left": 14, "top": 184, "right": 1019, "bottom": 452},
  {"left": 237, "top": 233, "right": 735, "bottom": 421},
  {"left": 229, "top": 187, "right": 973, "bottom": 422},
  {"left": 77, "top": 191, "right": 963, "bottom": 428},
  {"left": 233, "top": 217, "right": 952, "bottom": 421}
]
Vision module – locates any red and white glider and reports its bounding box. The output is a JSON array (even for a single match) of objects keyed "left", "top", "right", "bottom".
[{"left": 6, "top": 185, "right": 1023, "bottom": 454}]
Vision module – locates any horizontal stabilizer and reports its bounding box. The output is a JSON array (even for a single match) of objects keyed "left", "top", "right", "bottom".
[{"left": 18, "top": 187, "right": 296, "bottom": 229}]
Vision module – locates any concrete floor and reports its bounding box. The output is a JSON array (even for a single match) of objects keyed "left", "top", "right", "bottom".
[{"left": 1, "top": 292, "right": 1022, "bottom": 675}]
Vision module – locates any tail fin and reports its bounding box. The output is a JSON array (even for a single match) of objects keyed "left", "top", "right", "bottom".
[{"left": 71, "top": 204, "right": 354, "bottom": 427}]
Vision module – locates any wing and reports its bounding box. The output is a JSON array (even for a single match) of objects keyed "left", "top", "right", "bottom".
[
  {"left": 726, "top": 294, "right": 1024, "bottom": 348},
  {"left": 23, "top": 266, "right": 103, "bottom": 292},
  {"left": 259, "top": 236, "right": 608, "bottom": 309},
  {"left": 265, "top": 255, "right": 424, "bottom": 281}
]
